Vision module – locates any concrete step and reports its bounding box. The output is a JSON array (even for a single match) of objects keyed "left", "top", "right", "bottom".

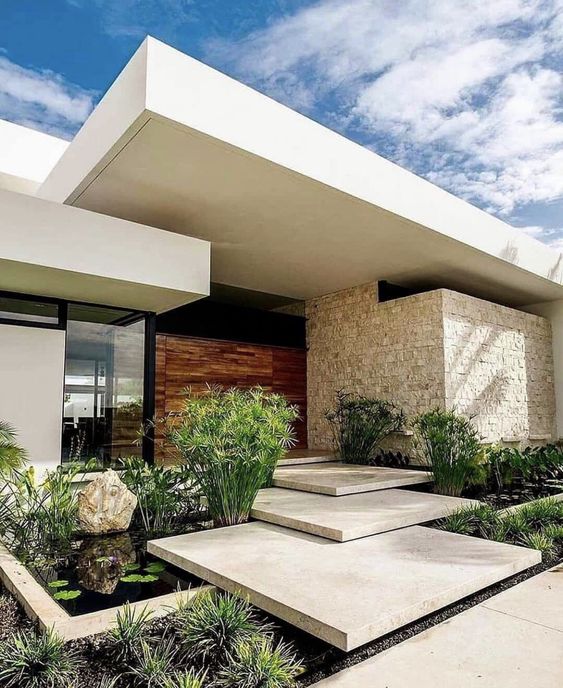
[
  {"left": 273, "top": 462, "right": 432, "bottom": 496},
  {"left": 278, "top": 450, "right": 337, "bottom": 467},
  {"left": 148, "top": 523, "right": 540, "bottom": 651},
  {"left": 251, "top": 488, "right": 478, "bottom": 541},
  {"left": 310, "top": 564, "right": 563, "bottom": 686}
]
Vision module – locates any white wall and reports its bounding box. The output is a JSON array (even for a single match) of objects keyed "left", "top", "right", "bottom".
[
  {"left": 0, "top": 324, "right": 65, "bottom": 471},
  {"left": 524, "top": 299, "right": 563, "bottom": 439}
]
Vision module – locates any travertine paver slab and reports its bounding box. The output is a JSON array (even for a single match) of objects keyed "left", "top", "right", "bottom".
[
  {"left": 278, "top": 451, "right": 336, "bottom": 467},
  {"left": 272, "top": 462, "right": 431, "bottom": 496},
  {"left": 482, "top": 562, "right": 563, "bottom": 632},
  {"left": 310, "top": 605, "right": 563, "bottom": 687},
  {"left": 148, "top": 522, "right": 539, "bottom": 650},
  {"left": 251, "top": 488, "right": 478, "bottom": 541}
]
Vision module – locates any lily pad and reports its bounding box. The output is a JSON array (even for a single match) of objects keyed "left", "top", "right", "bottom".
[
  {"left": 144, "top": 561, "right": 166, "bottom": 574},
  {"left": 123, "top": 563, "right": 141, "bottom": 572},
  {"left": 95, "top": 556, "right": 112, "bottom": 563},
  {"left": 120, "top": 573, "right": 159, "bottom": 584},
  {"left": 53, "top": 589, "right": 82, "bottom": 601},
  {"left": 48, "top": 580, "right": 69, "bottom": 589}
]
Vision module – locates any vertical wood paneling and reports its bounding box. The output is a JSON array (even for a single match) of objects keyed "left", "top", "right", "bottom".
[{"left": 155, "top": 335, "right": 307, "bottom": 462}]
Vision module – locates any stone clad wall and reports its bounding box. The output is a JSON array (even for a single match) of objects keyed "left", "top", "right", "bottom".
[
  {"left": 304, "top": 284, "right": 556, "bottom": 450},
  {"left": 442, "top": 290, "right": 555, "bottom": 442},
  {"left": 306, "top": 284, "right": 445, "bottom": 449}
]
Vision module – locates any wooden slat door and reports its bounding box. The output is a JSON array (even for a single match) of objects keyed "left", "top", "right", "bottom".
[{"left": 155, "top": 335, "right": 307, "bottom": 462}]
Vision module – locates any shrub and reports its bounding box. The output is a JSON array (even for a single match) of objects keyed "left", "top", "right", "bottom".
[
  {"left": 0, "top": 464, "right": 82, "bottom": 560},
  {"left": 413, "top": 409, "right": 483, "bottom": 496},
  {"left": 216, "top": 637, "right": 301, "bottom": 688},
  {"left": 168, "top": 387, "right": 298, "bottom": 527},
  {"left": 0, "top": 421, "right": 27, "bottom": 475},
  {"left": 325, "top": 391, "right": 404, "bottom": 465},
  {"left": 107, "top": 603, "right": 153, "bottom": 665},
  {"left": 0, "top": 627, "right": 79, "bottom": 687},
  {"left": 175, "top": 590, "right": 267, "bottom": 664},
  {"left": 119, "top": 458, "right": 200, "bottom": 534},
  {"left": 128, "top": 638, "right": 177, "bottom": 686},
  {"left": 486, "top": 444, "right": 563, "bottom": 493}
]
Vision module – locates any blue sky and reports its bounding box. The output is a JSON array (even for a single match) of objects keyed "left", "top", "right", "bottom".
[{"left": 1, "top": 0, "right": 562, "bottom": 247}]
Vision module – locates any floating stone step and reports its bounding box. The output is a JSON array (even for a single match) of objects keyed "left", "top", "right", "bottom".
[
  {"left": 278, "top": 451, "right": 337, "bottom": 467},
  {"left": 251, "top": 488, "right": 478, "bottom": 541},
  {"left": 273, "top": 462, "right": 432, "bottom": 496},
  {"left": 148, "top": 523, "right": 540, "bottom": 651}
]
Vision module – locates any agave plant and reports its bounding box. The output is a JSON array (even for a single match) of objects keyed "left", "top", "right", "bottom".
[{"left": 0, "top": 421, "right": 27, "bottom": 475}]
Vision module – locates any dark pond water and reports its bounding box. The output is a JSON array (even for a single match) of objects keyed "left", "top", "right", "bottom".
[{"left": 28, "top": 531, "right": 203, "bottom": 616}]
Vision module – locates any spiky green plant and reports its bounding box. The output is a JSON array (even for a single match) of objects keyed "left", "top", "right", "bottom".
[
  {"left": 175, "top": 590, "right": 267, "bottom": 664},
  {"left": 168, "top": 387, "right": 298, "bottom": 526},
  {"left": 325, "top": 391, "right": 404, "bottom": 465},
  {"left": 128, "top": 637, "right": 177, "bottom": 686},
  {"left": 216, "top": 637, "right": 301, "bottom": 688},
  {"left": 514, "top": 498, "right": 563, "bottom": 530},
  {"left": 107, "top": 603, "right": 153, "bottom": 665},
  {"left": 0, "top": 421, "right": 27, "bottom": 475},
  {"left": 437, "top": 504, "right": 500, "bottom": 538},
  {"left": 0, "top": 628, "right": 80, "bottom": 688},
  {"left": 413, "top": 409, "right": 483, "bottom": 496},
  {"left": 158, "top": 669, "right": 207, "bottom": 688},
  {"left": 518, "top": 531, "right": 556, "bottom": 557}
]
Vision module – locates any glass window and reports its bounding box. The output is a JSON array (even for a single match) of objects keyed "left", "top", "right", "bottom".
[
  {"left": 0, "top": 295, "right": 60, "bottom": 325},
  {"left": 62, "top": 304, "right": 146, "bottom": 466}
]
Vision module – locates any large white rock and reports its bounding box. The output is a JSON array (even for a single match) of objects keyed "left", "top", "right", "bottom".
[{"left": 77, "top": 470, "right": 137, "bottom": 534}]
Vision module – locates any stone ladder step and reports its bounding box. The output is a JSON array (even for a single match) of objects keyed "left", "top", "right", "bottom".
[
  {"left": 273, "top": 462, "right": 432, "bottom": 496},
  {"left": 251, "top": 487, "right": 478, "bottom": 541}
]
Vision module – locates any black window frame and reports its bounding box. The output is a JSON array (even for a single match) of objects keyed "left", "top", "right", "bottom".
[{"left": 0, "top": 289, "right": 156, "bottom": 464}]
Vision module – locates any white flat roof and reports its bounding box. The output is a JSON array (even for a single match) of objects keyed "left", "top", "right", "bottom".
[
  {"left": 38, "top": 37, "right": 563, "bottom": 306},
  {"left": 0, "top": 119, "right": 68, "bottom": 195},
  {"left": 0, "top": 188, "right": 210, "bottom": 313}
]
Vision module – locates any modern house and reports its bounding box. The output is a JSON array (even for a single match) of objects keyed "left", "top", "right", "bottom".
[{"left": 1, "top": 36, "right": 563, "bottom": 472}]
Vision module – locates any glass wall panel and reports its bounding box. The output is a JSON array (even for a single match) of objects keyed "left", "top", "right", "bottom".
[
  {"left": 62, "top": 304, "right": 146, "bottom": 466},
  {"left": 0, "top": 295, "right": 60, "bottom": 325}
]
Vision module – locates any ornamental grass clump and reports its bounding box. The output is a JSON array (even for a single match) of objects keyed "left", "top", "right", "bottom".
[
  {"left": 325, "top": 391, "right": 404, "bottom": 465},
  {"left": 107, "top": 603, "right": 153, "bottom": 665},
  {"left": 168, "top": 387, "right": 298, "bottom": 527},
  {"left": 175, "top": 590, "right": 267, "bottom": 664},
  {"left": 0, "top": 627, "right": 80, "bottom": 688},
  {"left": 216, "top": 636, "right": 302, "bottom": 688},
  {"left": 413, "top": 409, "right": 483, "bottom": 497}
]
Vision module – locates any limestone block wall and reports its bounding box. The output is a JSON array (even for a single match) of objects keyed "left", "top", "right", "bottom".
[
  {"left": 305, "top": 284, "right": 556, "bottom": 450},
  {"left": 306, "top": 284, "right": 445, "bottom": 449},
  {"left": 443, "top": 290, "right": 555, "bottom": 442}
]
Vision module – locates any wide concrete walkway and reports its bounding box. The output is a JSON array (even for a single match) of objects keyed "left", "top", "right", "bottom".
[
  {"left": 273, "top": 462, "right": 431, "bottom": 495},
  {"left": 311, "top": 564, "right": 563, "bottom": 687},
  {"left": 251, "top": 487, "right": 478, "bottom": 541},
  {"left": 148, "top": 523, "right": 539, "bottom": 651}
]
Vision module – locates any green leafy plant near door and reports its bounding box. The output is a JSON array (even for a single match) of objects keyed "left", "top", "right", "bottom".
[
  {"left": 168, "top": 386, "right": 298, "bottom": 527},
  {"left": 325, "top": 391, "right": 404, "bottom": 465},
  {"left": 0, "top": 421, "right": 27, "bottom": 476}
]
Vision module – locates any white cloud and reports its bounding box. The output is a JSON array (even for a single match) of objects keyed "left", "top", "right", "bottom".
[
  {"left": 211, "top": 0, "right": 563, "bottom": 244},
  {"left": 0, "top": 56, "right": 96, "bottom": 139}
]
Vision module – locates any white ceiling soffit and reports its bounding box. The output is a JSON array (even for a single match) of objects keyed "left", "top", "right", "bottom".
[{"left": 38, "top": 37, "right": 563, "bottom": 307}]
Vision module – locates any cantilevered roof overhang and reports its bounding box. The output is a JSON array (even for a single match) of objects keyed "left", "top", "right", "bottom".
[
  {"left": 0, "top": 188, "right": 210, "bottom": 313},
  {"left": 39, "top": 37, "right": 563, "bottom": 308}
]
